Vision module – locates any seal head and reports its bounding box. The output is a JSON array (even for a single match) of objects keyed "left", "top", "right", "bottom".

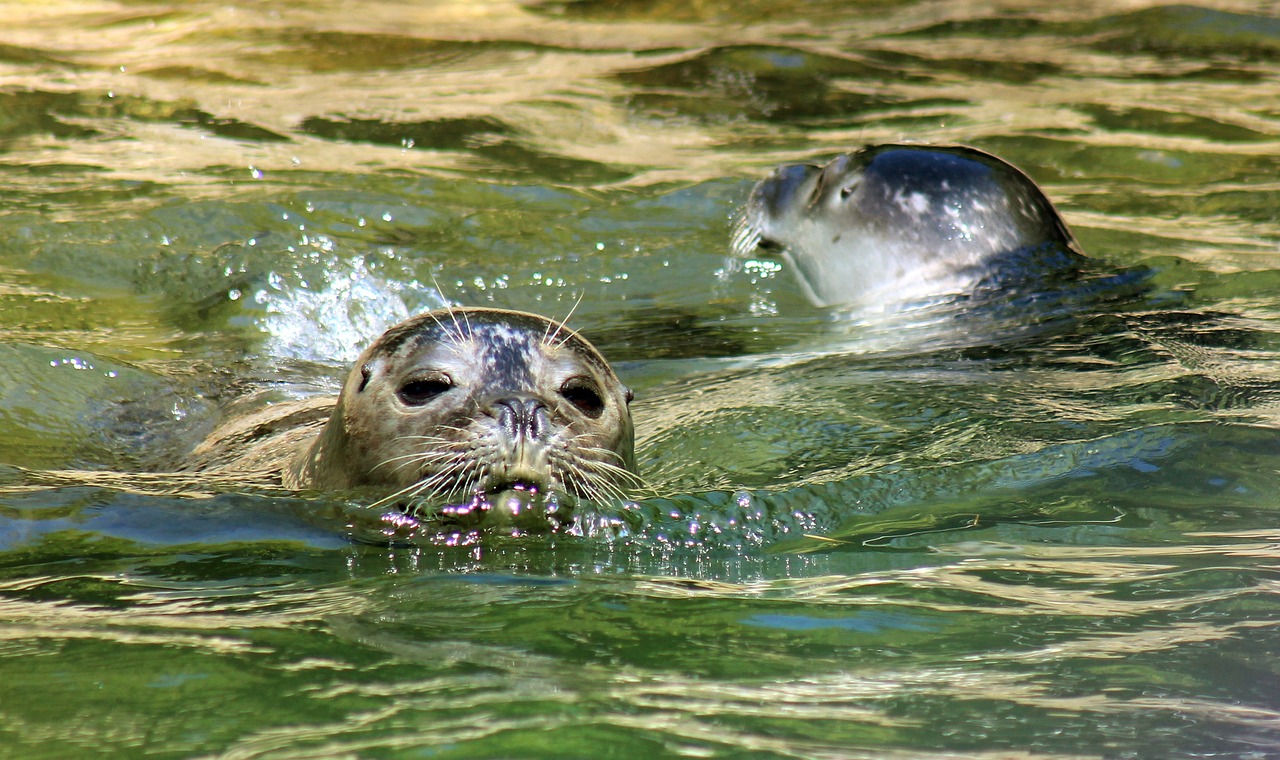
[
  {"left": 286, "top": 308, "right": 636, "bottom": 528},
  {"left": 734, "top": 144, "right": 1082, "bottom": 307}
]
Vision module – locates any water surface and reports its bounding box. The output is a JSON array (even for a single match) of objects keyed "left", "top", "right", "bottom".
[{"left": 2, "top": 1, "right": 1280, "bottom": 757}]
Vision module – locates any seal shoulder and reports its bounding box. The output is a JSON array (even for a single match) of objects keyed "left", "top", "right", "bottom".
[{"left": 184, "top": 395, "right": 333, "bottom": 486}]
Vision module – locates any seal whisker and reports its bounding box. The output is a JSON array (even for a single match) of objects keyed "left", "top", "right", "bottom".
[
  {"left": 580, "top": 457, "right": 647, "bottom": 487},
  {"left": 416, "top": 424, "right": 473, "bottom": 437},
  {"left": 452, "top": 464, "right": 485, "bottom": 503},
  {"left": 422, "top": 304, "right": 452, "bottom": 338},
  {"left": 571, "top": 460, "right": 647, "bottom": 496},
  {"left": 546, "top": 290, "right": 585, "bottom": 348},
  {"left": 566, "top": 439, "right": 637, "bottom": 471},
  {"left": 403, "top": 463, "right": 472, "bottom": 507},
  {"left": 570, "top": 470, "right": 614, "bottom": 504},
  {"left": 460, "top": 309, "right": 473, "bottom": 343},
  {"left": 367, "top": 476, "right": 439, "bottom": 512},
  {"left": 386, "top": 435, "right": 468, "bottom": 448},
  {"left": 375, "top": 448, "right": 468, "bottom": 476},
  {"left": 567, "top": 466, "right": 627, "bottom": 505},
  {"left": 411, "top": 473, "right": 457, "bottom": 504},
  {"left": 551, "top": 443, "right": 643, "bottom": 501},
  {"left": 427, "top": 274, "right": 469, "bottom": 343},
  {"left": 369, "top": 448, "right": 479, "bottom": 510},
  {"left": 730, "top": 207, "right": 763, "bottom": 257}
]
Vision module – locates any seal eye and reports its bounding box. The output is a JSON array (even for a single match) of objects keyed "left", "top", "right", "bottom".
[
  {"left": 397, "top": 376, "right": 451, "bottom": 406},
  {"left": 560, "top": 379, "right": 605, "bottom": 418}
]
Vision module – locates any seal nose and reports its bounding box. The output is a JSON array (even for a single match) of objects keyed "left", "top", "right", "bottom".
[
  {"left": 491, "top": 396, "right": 547, "bottom": 440},
  {"left": 758, "top": 163, "right": 821, "bottom": 213},
  {"left": 747, "top": 163, "right": 822, "bottom": 250}
]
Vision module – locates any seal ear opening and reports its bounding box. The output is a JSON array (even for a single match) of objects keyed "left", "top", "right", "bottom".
[{"left": 357, "top": 364, "right": 372, "bottom": 393}]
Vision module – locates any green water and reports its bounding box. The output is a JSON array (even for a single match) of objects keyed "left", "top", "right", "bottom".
[{"left": 3, "top": 1, "right": 1280, "bottom": 757}]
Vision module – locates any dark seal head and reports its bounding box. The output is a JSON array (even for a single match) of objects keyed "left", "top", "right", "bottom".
[
  {"left": 285, "top": 307, "right": 636, "bottom": 528},
  {"left": 733, "top": 144, "right": 1082, "bottom": 307}
]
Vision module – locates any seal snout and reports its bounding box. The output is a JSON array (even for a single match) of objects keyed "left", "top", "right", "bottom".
[
  {"left": 758, "top": 163, "right": 821, "bottom": 216},
  {"left": 736, "top": 162, "right": 822, "bottom": 254},
  {"left": 484, "top": 394, "right": 553, "bottom": 493},
  {"left": 490, "top": 395, "right": 548, "bottom": 441}
]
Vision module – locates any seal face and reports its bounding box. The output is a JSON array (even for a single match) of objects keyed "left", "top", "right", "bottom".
[
  {"left": 284, "top": 307, "right": 636, "bottom": 527},
  {"left": 733, "top": 144, "right": 1082, "bottom": 307}
]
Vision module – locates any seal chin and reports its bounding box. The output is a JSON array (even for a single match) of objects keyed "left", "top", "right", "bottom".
[
  {"left": 393, "top": 449, "right": 567, "bottom": 532},
  {"left": 429, "top": 481, "right": 575, "bottom": 533}
]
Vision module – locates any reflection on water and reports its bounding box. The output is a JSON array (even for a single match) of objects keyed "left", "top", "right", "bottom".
[{"left": 2, "top": 1, "right": 1280, "bottom": 757}]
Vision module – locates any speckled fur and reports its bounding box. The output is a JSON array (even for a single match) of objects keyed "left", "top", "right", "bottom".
[
  {"left": 733, "top": 144, "right": 1081, "bottom": 307},
  {"left": 279, "top": 308, "right": 636, "bottom": 504}
]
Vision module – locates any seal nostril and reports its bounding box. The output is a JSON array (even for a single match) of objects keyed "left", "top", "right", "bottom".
[{"left": 493, "top": 396, "right": 548, "bottom": 438}]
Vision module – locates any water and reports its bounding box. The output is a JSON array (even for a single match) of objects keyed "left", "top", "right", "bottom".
[{"left": 3, "top": 1, "right": 1280, "bottom": 757}]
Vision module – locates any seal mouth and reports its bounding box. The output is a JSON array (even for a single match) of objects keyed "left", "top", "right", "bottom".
[
  {"left": 429, "top": 480, "right": 573, "bottom": 533},
  {"left": 480, "top": 478, "right": 543, "bottom": 498}
]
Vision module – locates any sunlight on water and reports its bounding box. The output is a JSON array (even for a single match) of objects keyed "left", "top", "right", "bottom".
[{"left": 1, "top": 0, "right": 1280, "bottom": 757}]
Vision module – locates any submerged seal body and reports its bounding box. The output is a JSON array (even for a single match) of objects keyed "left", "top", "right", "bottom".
[
  {"left": 190, "top": 308, "right": 636, "bottom": 529},
  {"left": 733, "top": 144, "right": 1083, "bottom": 307}
]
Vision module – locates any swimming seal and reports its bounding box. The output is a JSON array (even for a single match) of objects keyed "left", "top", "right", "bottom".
[
  {"left": 733, "top": 144, "right": 1083, "bottom": 307},
  {"left": 188, "top": 307, "right": 637, "bottom": 529}
]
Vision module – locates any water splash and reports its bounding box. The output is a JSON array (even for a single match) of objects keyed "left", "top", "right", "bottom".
[{"left": 256, "top": 254, "right": 446, "bottom": 364}]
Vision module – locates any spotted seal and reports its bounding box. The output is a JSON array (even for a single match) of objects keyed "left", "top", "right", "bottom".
[
  {"left": 188, "top": 307, "right": 637, "bottom": 530},
  {"left": 733, "top": 144, "right": 1083, "bottom": 307}
]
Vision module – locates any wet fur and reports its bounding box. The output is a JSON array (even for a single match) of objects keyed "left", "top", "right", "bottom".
[
  {"left": 734, "top": 144, "right": 1083, "bottom": 307},
  {"left": 188, "top": 308, "right": 639, "bottom": 511}
]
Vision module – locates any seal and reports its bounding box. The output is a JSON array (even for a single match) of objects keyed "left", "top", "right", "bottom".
[
  {"left": 187, "top": 307, "right": 637, "bottom": 530},
  {"left": 733, "top": 144, "right": 1084, "bottom": 307}
]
